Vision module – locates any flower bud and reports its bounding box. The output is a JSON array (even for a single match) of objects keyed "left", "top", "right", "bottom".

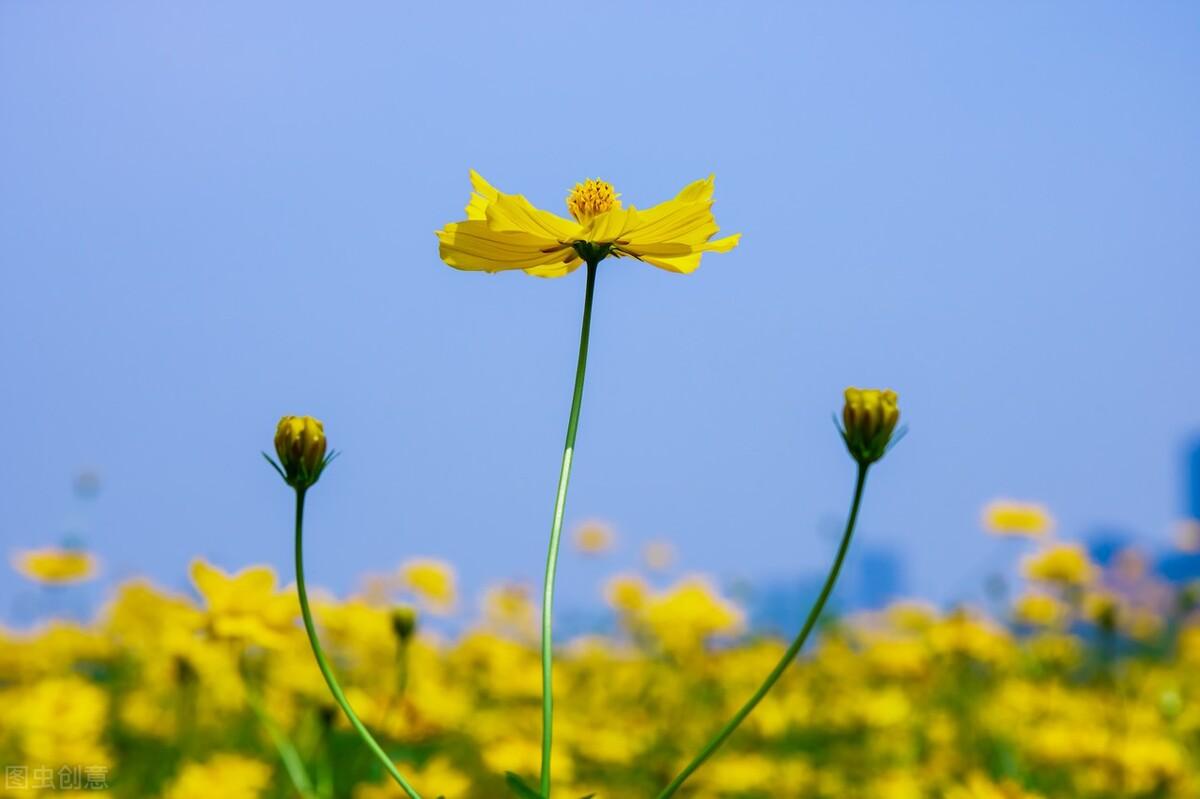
[
  {"left": 271, "top": 415, "right": 331, "bottom": 488},
  {"left": 390, "top": 606, "right": 418, "bottom": 644},
  {"left": 841, "top": 387, "right": 900, "bottom": 465}
]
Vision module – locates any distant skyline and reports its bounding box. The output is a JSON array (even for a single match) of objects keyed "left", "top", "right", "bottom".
[{"left": 2, "top": 2, "right": 1198, "bottom": 622}]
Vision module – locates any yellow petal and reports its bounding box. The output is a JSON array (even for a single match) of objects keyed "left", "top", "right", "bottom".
[
  {"left": 637, "top": 252, "right": 705, "bottom": 274},
  {"left": 190, "top": 559, "right": 224, "bottom": 602},
  {"left": 466, "top": 170, "right": 581, "bottom": 240},
  {"left": 582, "top": 206, "right": 640, "bottom": 243},
  {"left": 437, "top": 221, "right": 575, "bottom": 273},
  {"left": 524, "top": 256, "right": 585, "bottom": 278}
]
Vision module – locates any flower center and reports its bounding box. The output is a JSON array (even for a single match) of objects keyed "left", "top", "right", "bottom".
[{"left": 566, "top": 179, "right": 619, "bottom": 223}]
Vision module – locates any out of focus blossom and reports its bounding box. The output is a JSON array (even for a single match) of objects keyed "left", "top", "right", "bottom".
[
  {"left": 12, "top": 547, "right": 98, "bottom": 584},
  {"left": 162, "top": 754, "right": 271, "bottom": 799},
  {"left": 190, "top": 559, "right": 297, "bottom": 648},
  {"left": 641, "top": 539, "right": 676, "bottom": 571},
  {"left": 981, "top": 500, "right": 1054, "bottom": 538},
  {"left": 572, "top": 520, "right": 614, "bottom": 555},
  {"left": 398, "top": 558, "right": 457, "bottom": 614},
  {"left": 1022, "top": 543, "right": 1097, "bottom": 586}
]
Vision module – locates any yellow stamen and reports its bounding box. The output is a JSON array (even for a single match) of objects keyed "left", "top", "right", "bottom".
[{"left": 566, "top": 178, "right": 620, "bottom": 223}]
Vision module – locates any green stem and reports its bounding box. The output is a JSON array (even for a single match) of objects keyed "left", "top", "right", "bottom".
[
  {"left": 293, "top": 488, "right": 423, "bottom": 799},
  {"left": 655, "top": 463, "right": 870, "bottom": 799},
  {"left": 540, "top": 260, "right": 599, "bottom": 796},
  {"left": 245, "top": 686, "right": 320, "bottom": 799}
]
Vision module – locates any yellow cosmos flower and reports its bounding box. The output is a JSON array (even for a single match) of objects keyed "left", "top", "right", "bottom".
[
  {"left": 12, "top": 547, "right": 98, "bottom": 584},
  {"left": 981, "top": 500, "right": 1054, "bottom": 538},
  {"left": 1021, "top": 543, "right": 1097, "bottom": 586},
  {"left": 190, "top": 559, "right": 298, "bottom": 648},
  {"left": 1012, "top": 591, "right": 1069, "bottom": 628},
  {"left": 398, "top": 558, "right": 457, "bottom": 614},
  {"left": 163, "top": 754, "right": 272, "bottom": 799},
  {"left": 436, "top": 171, "right": 740, "bottom": 276}
]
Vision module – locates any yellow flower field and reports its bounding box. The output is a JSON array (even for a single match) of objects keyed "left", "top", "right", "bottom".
[{"left": 4, "top": 538, "right": 1199, "bottom": 798}]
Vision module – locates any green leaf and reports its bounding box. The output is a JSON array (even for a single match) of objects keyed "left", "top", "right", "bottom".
[{"left": 504, "top": 772, "right": 543, "bottom": 799}]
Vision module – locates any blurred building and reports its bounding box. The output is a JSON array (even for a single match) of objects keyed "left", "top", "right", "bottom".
[{"left": 1157, "top": 437, "right": 1200, "bottom": 583}]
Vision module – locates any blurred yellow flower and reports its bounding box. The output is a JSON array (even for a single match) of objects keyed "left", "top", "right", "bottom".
[
  {"left": 355, "top": 757, "right": 473, "bottom": 798},
  {"left": 981, "top": 500, "right": 1054, "bottom": 538},
  {"left": 190, "top": 559, "right": 297, "bottom": 648},
  {"left": 603, "top": 572, "right": 649, "bottom": 615},
  {"left": 641, "top": 539, "right": 676, "bottom": 572},
  {"left": 481, "top": 583, "right": 537, "bottom": 637},
  {"left": 641, "top": 576, "right": 743, "bottom": 653},
  {"left": 436, "top": 171, "right": 740, "bottom": 276},
  {"left": 162, "top": 754, "right": 272, "bottom": 799},
  {"left": 1022, "top": 543, "right": 1097, "bottom": 586},
  {"left": 572, "top": 520, "right": 614, "bottom": 555},
  {"left": 1013, "top": 591, "right": 1070, "bottom": 628},
  {"left": 398, "top": 558, "right": 457, "bottom": 614},
  {"left": 12, "top": 547, "right": 97, "bottom": 584},
  {"left": 1082, "top": 590, "right": 1121, "bottom": 630}
]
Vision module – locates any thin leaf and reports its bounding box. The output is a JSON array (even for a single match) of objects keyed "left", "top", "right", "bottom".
[{"left": 504, "top": 772, "right": 543, "bottom": 799}]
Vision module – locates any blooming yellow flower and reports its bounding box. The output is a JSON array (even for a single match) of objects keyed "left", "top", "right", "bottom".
[
  {"left": 572, "top": 520, "right": 614, "bottom": 555},
  {"left": 981, "top": 500, "right": 1054, "bottom": 538},
  {"left": 1021, "top": 543, "right": 1097, "bottom": 587},
  {"left": 190, "top": 559, "right": 298, "bottom": 648},
  {"left": 436, "top": 171, "right": 740, "bottom": 276},
  {"left": 398, "top": 558, "right": 457, "bottom": 614},
  {"left": 162, "top": 754, "right": 272, "bottom": 799},
  {"left": 841, "top": 387, "right": 900, "bottom": 465},
  {"left": 12, "top": 547, "right": 98, "bottom": 584}
]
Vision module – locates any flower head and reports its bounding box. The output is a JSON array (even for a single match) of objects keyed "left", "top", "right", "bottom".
[
  {"left": 573, "top": 520, "right": 615, "bottom": 555},
  {"left": 982, "top": 500, "right": 1053, "bottom": 538},
  {"left": 190, "top": 559, "right": 298, "bottom": 648},
  {"left": 437, "top": 171, "right": 739, "bottom": 276},
  {"left": 12, "top": 547, "right": 98, "bottom": 585},
  {"left": 840, "top": 387, "right": 901, "bottom": 465},
  {"left": 389, "top": 605, "right": 418, "bottom": 643},
  {"left": 1021, "top": 543, "right": 1097, "bottom": 587},
  {"left": 398, "top": 558, "right": 457, "bottom": 614},
  {"left": 267, "top": 415, "right": 334, "bottom": 489}
]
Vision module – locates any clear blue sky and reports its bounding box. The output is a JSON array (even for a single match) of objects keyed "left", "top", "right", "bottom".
[{"left": 2, "top": 2, "right": 1198, "bottom": 620}]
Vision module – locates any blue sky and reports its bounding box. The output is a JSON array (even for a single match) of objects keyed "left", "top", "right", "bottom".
[{"left": 2, "top": 2, "right": 1198, "bottom": 621}]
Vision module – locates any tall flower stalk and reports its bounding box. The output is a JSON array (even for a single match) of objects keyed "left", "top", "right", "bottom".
[
  {"left": 538, "top": 257, "right": 599, "bottom": 794},
  {"left": 437, "top": 171, "right": 739, "bottom": 796},
  {"left": 656, "top": 388, "right": 902, "bottom": 798},
  {"left": 266, "top": 416, "right": 424, "bottom": 799}
]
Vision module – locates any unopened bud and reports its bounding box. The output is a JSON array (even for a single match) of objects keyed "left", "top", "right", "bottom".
[
  {"left": 270, "top": 415, "right": 332, "bottom": 488},
  {"left": 841, "top": 388, "right": 900, "bottom": 465}
]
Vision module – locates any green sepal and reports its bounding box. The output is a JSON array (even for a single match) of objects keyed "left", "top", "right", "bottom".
[
  {"left": 262, "top": 452, "right": 288, "bottom": 482},
  {"left": 504, "top": 772, "right": 543, "bottom": 799}
]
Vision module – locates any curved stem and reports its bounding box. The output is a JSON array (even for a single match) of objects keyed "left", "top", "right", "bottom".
[
  {"left": 293, "top": 488, "right": 423, "bottom": 799},
  {"left": 655, "top": 463, "right": 870, "bottom": 799},
  {"left": 540, "top": 260, "right": 599, "bottom": 796}
]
